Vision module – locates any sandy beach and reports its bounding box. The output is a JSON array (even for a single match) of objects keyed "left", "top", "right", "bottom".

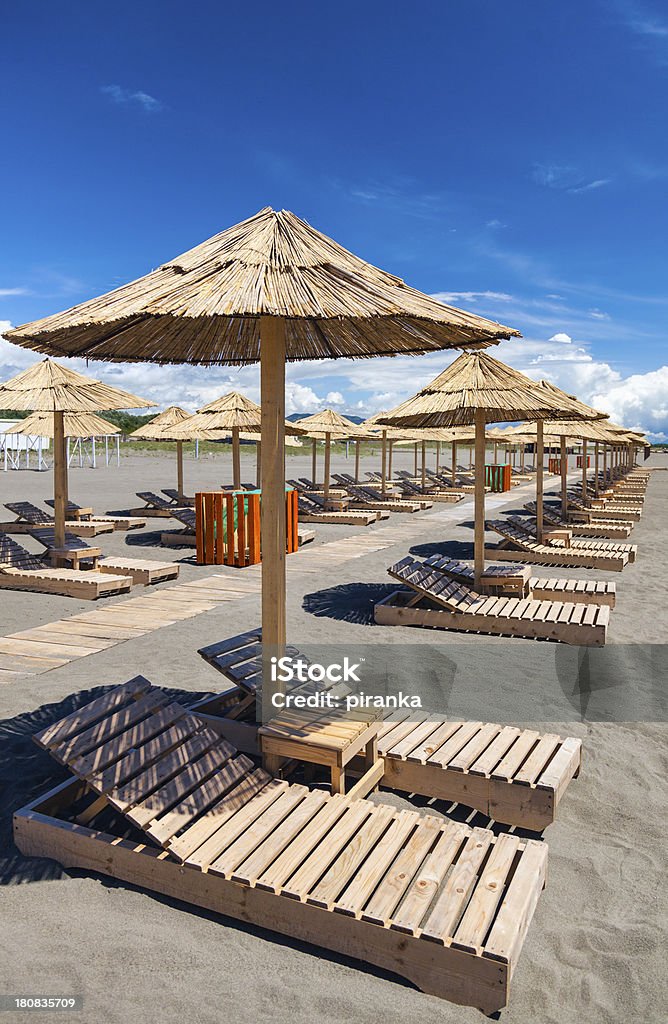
[{"left": 1, "top": 449, "right": 666, "bottom": 1024}]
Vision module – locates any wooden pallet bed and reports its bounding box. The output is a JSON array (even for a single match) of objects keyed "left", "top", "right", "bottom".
[
  {"left": 420, "top": 554, "right": 616, "bottom": 607},
  {"left": 0, "top": 532, "right": 132, "bottom": 599},
  {"left": 377, "top": 556, "right": 609, "bottom": 645},
  {"left": 390, "top": 472, "right": 464, "bottom": 503},
  {"left": 2, "top": 501, "right": 114, "bottom": 538},
  {"left": 524, "top": 501, "right": 633, "bottom": 539},
  {"left": 44, "top": 499, "right": 146, "bottom": 531},
  {"left": 130, "top": 491, "right": 190, "bottom": 517},
  {"left": 15, "top": 680, "right": 551, "bottom": 1013},
  {"left": 503, "top": 515, "right": 637, "bottom": 562},
  {"left": 485, "top": 520, "right": 630, "bottom": 572},
  {"left": 295, "top": 491, "right": 383, "bottom": 526},
  {"left": 566, "top": 494, "right": 641, "bottom": 523},
  {"left": 332, "top": 474, "right": 431, "bottom": 512},
  {"left": 97, "top": 556, "right": 180, "bottom": 586},
  {"left": 198, "top": 630, "right": 584, "bottom": 827}
]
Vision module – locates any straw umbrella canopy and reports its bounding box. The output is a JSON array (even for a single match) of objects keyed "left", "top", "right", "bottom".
[
  {"left": 171, "top": 392, "right": 305, "bottom": 490},
  {"left": 0, "top": 358, "right": 155, "bottom": 553},
  {"left": 131, "top": 405, "right": 193, "bottom": 497},
  {"left": 378, "top": 351, "right": 600, "bottom": 586},
  {"left": 297, "top": 409, "right": 366, "bottom": 503},
  {"left": 5, "top": 410, "right": 121, "bottom": 439},
  {"left": 6, "top": 206, "right": 519, "bottom": 715}
]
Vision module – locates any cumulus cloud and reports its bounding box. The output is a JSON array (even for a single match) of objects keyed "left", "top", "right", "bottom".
[
  {"left": 548, "top": 332, "right": 572, "bottom": 344},
  {"left": 101, "top": 85, "right": 162, "bottom": 113}
]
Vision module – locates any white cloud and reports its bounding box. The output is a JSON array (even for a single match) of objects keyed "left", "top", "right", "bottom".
[
  {"left": 532, "top": 163, "right": 611, "bottom": 194},
  {"left": 101, "top": 85, "right": 162, "bottom": 113},
  {"left": 588, "top": 309, "right": 610, "bottom": 320},
  {"left": 548, "top": 332, "right": 572, "bottom": 343},
  {"left": 432, "top": 290, "right": 514, "bottom": 305},
  {"left": 0, "top": 288, "right": 30, "bottom": 297},
  {"left": 325, "top": 391, "right": 344, "bottom": 406},
  {"left": 567, "top": 178, "right": 611, "bottom": 194}
]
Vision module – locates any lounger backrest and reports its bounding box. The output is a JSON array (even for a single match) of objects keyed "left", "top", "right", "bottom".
[
  {"left": 29, "top": 527, "right": 93, "bottom": 552},
  {"left": 136, "top": 491, "right": 171, "bottom": 509},
  {"left": 161, "top": 489, "right": 181, "bottom": 502},
  {"left": 44, "top": 498, "right": 81, "bottom": 513},
  {"left": 5, "top": 501, "right": 52, "bottom": 524},
  {"left": 0, "top": 531, "right": 46, "bottom": 572},
  {"left": 388, "top": 555, "right": 480, "bottom": 610}
]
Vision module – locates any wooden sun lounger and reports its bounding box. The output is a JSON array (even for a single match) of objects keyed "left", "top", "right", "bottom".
[
  {"left": 161, "top": 488, "right": 196, "bottom": 506},
  {"left": 2, "top": 501, "right": 113, "bottom": 538},
  {"left": 28, "top": 526, "right": 177, "bottom": 584},
  {"left": 44, "top": 499, "right": 146, "bottom": 531},
  {"left": 16, "top": 680, "right": 551, "bottom": 1013},
  {"left": 0, "top": 532, "right": 131, "bottom": 599},
  {"left": 332, "top": 475, "right": 429, "bottom": 512},
  {"left": 130, "top": 491, "right": 191, "bottom": 517},
  {"left": 287, "top": 480, "right": 352, "bottom": 512},
  {"left": 198, "top": 630, "right": 583, "bottom": 826},
  {"left": 29, "top": 528, "right": 102, "bottom": 569},
  {"left": 486, "top": 520, "right": 629, "bottom": 572},
  {"left": 377, "top": 556, "right": 609, "bottom": 645},
  {"left": 422, "top": 554, "right": 616, "bottom": 608},
  {"left": 524, "top": 501, "right": 633, "bottom": 539},
  {"left": 392, "top": 471, "right": 464, "bottom": 503},
  {"left": 295, "top": 492, "right": 382, "bottom": 526},
  {"left": 570, "top": 485, "right": 644, "bottom": 507},
  {"left": 566, "top": 493, "right": 641, "bottom": 523},
  {"left": 424, "top": 469, "right": 478, "bottom": 494},
  {"left": 504, "top": 515, "right": 637, "bottom": 563}
]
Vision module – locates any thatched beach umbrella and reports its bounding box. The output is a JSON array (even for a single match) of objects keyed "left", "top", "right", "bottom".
[
  {"left": 131, "top": 405, "right": 192, "bottom": 497},
  {"left": 0, "top": 358, "right": 154, "bottom": 554},
  {"left": 297, "top": 409, "right": 366, "bottom": 503},
  {"left": 6, "top": 410, "right": 121, "bottom": 439},
  {"left": 379, "top": 351, "right": 593, "bottom": 587},
  {"left": 172, "top": 391, "right": 305, "bottom": 490},
  {"left": 6, "top": 206, "right": 519, "bottom": 714}
]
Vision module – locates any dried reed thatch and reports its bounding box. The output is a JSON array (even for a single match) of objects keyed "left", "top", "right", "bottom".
[
  {"left": 296, "top": 408, "right": 366, "bottom": 439},
  {"left": 170, "top": 392, "right": 305, "bottom": 439},
  {"left": 4, "top": 411, "right": 120, "bottom": 438},
  {"left": 6, "top": 208, "right": 520, "bottom": 364},
  {"left": 508, "top": 419, "right": 612, "bottom": 443},
  {"left": 131, "top": 405, "right": 193, "bottom": 441},
  {"left": 0, "top": 358, "right": 156, "bottom": 412},
  {"left": 378, "top": 351, "right": 601, "bottom": 428}
]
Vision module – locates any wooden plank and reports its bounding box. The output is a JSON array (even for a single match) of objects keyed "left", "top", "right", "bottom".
[
  {"left": 361, "top": 815, "right": 443, "bottom": 926},
  {"left": 390, "top": 822, "right": 468, "bottom": 935},
  {"left": 34, "top": 677, "right": 151, "bottom": 749},
  {"left": 209, "top": 786, "right": 309, "bottom": 879},
  {"left": 451, "top": 833, "right": 521, "bottom": 953},
  {"left": 513, "top": 735, "right": 562, "bottom": 786},
  {"left": 307, "top": 804, "right": 395, "bottom": 910},
  {"left": 405, "top": 721, "right": 464, "bottom": 764},
  {"left": 468, "top": 727, "right": 521, "bottom": 778},
  {"left": 184, "top": 778, "right": 287, "bottom": 869},
  {"left": 447, "top": 723, "right": 502, "bottom": 773},
  {"left": 421, "top": 828, "right": 494, "bottom": 943},
  {"left": 491, "top": 731, "right": 540, "bottom": 782},
  {"left": 281, "top": 802, "right": 372, "bottom": 901},
  {"left": 165, "top": 768, "right": 271, "bottom": 861},
  {"left": 334, "top": 810, "right": 420, "bottom": 919},
  {"left": 231, "top": 790, "right": 329, "bottom": 886},
  {"left": 255, "top": 795, "right": 350, "bottom": 894},
  {"left": 55, "top": 691, "right": 168, "bottom": 765}
]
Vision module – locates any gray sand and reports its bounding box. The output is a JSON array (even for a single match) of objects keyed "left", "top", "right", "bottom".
[{"left": 1, "top": 448, "right": 666, "bottom": 1024}]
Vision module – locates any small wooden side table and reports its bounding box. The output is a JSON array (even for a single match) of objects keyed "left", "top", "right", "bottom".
[
  {"left": 480, "top": 564, "right": 531, "bottom": 597},
  {"left": 259, "top": 713, "right": 383, "bottom": 798},
  {"left": 50, "top": 545, "right": 101, "bottom": 570}
]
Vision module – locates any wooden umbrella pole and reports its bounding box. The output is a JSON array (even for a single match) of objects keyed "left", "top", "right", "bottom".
[
  {"left": 473, "top": 409, "right": 486, "bottom": 589},
  {"left": 260, "top": 316, "right": 286, "bottom": 724},
  {"left": 493, "top": 441, "right": 498, "bottom": 463},
  {"left": 603, "top": 444, "right": 607, "bottom": 486},
  {"left": 256, "top": 441, "right": 261, "bottom": 488},
  {"left": 53, "top": 409, "right": 67, "bottom": 558},
  {"left": 311, "top": 439, "right": 317, "bottom": 487},
  {"left": 323, "top": 432, "right": 332, "bottom": 504},
  {"left": 582, "top": 438, "right": 588, "bottom": 503},
  {"left": 232, "top": 426, "right": 241, "bottom": 490},
  {"left": 535, "top": 420, "right": 544, "bottom": 542},
  {"left": 594, "top": 442, "right": 599, "bottom": 497},
  {"left": 413, "top": 442, "right": 418, "bottom": 476},
  {"left": 521, "top": 442, "right": 525, "bottom": 473},
  {"left": 381, "top": 430, "right": 387, "bottom": 495},
  {"left": 388, "top": 438, "right": 394, "bottom": 482},
  {"left": 451, "top": 440, "right": 456, "bottom": 485},
  {"left": 560, "top": 434, "right": 568, "bottom": 519},
  {"left": 354, "top": 439, "right": 360, "bottom": 483},
  {"left": 421, "top": 441, "right": 426, "bottom": 492},
  {"left": 435, "top": 440, "right": 440, "bottom": 475},
  {"left": 176, "top": 440, "right": 184, "bottom": 496}
]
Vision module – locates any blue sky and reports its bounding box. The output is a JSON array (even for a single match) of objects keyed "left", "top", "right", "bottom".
[{"left": 1, "top": 0, "right": 667, "bottom": 436}]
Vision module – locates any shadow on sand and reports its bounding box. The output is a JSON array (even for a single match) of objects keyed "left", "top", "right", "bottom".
[{"left": 303, "top": 582, "right": 396, "bottom": 625}]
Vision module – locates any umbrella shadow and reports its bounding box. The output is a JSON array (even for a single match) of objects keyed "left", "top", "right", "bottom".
[
  {"left": 303, "top": 583, "right": 397, "bottom": 625},
  {"left": 123, "top": 530, "right": 172, "bottom": 548},
  {"left": 409, "top": 539, "right": 472, "bottom": 560}
]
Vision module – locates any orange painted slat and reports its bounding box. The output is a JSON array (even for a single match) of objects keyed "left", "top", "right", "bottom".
[
  {"left": 237, "top": 494, "right": 246, "bottom": 567},
  {"left": 248, "top": 494, "right": 261, "bottom": 564},
  {"left": 225, "top": 494, "right": 235, "bottom": 566},
  {"left": 204, "top": 493, "right": 215, "bottom": 565},
  {"left": 214, "top": 493, "right": 224, "bottom": 564},
  {"left": 195, "top": 492, "right": 205, "bottom": 565}
]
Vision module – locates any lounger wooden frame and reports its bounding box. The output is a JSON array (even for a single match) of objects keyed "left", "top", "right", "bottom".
[
  {"left": 524, "top": 502, "right": 633, "bottom": 539},
  {"left": 18, "top": 682, "right": 552, "bottom": 1012},
  {"left": 504, "top": 515, "right": 637, "bottom": 563},
  {"left": 0, "top": 532, "right": 131, "bottom": 599},
  {"left": 2, "top": 501, "right": 113, "bottom": 538},
  {"left": 44, "top": 499, "right": 146, "bottom": 531},
  {"left": 379, "top": 557, "right": 609, "bottom": 645},
  {"left": 486, "top": 520, "right": 629, "bottom": 572},
  {"left": 198, "top": 631, "right": 586, "bottom": 825}
]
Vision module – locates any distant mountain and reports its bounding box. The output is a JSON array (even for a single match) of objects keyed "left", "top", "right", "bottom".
[{"left": 287, "top": 412, "right": 365, "bottom": 424}]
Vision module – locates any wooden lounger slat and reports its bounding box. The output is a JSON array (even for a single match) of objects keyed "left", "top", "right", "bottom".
[
  {"left": 421, "top": 828, "right": 494, "bottom": 944},
  {"left": 307, "top": 803, "right": 397, "bottom": 910},
  {"left": 451, "top": 833, "right": 521, "bottom": 953},
  {"left": 209, "top": 786, "right": 310, "bottom": 880},
  {"left": 361, "top": 815, "right": 443, "bottom": 927},
  {"left": 281, "top": 802, "right": 373, "bottom": 901},
  {"left": 255, "top": 795, "right": 350, "bottom": 894},
  {"left": 34, "top": 677, "right": 151, "bottom": 749},
  {"left": 390, "top": 821, "right": 468, "bottom": 934},
  {"left": 232, "top": 790, "right": 329, "bottom": 886}
]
